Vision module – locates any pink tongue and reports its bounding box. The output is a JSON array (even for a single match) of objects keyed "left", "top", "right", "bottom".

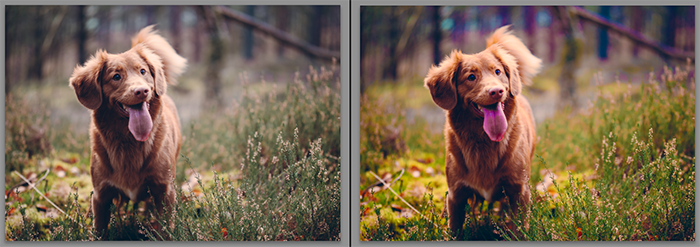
[
  {"left": 128, "top": 103, "right": 152, "bottom": 142},
  {"left": 482, "top": 102, "right": 507, "bottom": 142}
]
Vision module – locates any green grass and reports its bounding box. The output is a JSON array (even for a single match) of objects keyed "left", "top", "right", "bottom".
[
  {"left": 360, "top": 64, "right": 695, "bottom": 241},
  {"left": 4, "top": 64, "right": 340, "bottom": 241}
]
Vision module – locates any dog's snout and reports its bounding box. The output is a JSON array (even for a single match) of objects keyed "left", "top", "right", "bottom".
[
  {"left": 489, "top": 87, "right": 504, "bottom": 99},
  {"left": 134, "top": 87, "right": 150, "bottom": 99}
]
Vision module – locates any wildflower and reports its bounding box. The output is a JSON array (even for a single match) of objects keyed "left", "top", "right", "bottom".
[{"left": 577, "top": 227, "right": 582, "bottom": 238}]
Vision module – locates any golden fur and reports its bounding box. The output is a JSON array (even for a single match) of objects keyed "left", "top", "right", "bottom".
[
  {"left": 424, "top": 25, "right": 541, "bottom": 236},
  {"left": 69, "top": 25, "right": 186, "bottom": 237}
]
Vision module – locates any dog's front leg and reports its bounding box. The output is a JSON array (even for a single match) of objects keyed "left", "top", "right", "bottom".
[
  {"left": 503, "top": 182, "right": 531, "bottom": 234},
  {"left": 92, "top": 187, "right": 119, "bottom": 240},
  {"left": 446, "top": 185, "right": 478, "bottom": 239},
  {"left": 146, "top": 183, "right": 176, "bottom": 239}
]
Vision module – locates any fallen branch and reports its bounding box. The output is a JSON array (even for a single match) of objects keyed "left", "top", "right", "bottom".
[
  {"left": 569, "top": 6, "right": 694, "bottom": 62},
  {"left": 14, "top": 170, "right": 65, "bottom": 215},
  {"left": 368, "top": 170, "right": 451, "bottom": 238},
  {"left": 214, "top": 5, "right": 340, "bottom": 61}
]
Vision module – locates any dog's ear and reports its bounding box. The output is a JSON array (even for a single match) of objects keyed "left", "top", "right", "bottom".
[
  {"left": 132, "top": 25, "right": 187, "bottom": 86},
  {"left": 69, "top": 51, "right": 107, "bottom": 110},
  {"left": 486, "top": 25, "right": 542, "bottom": 88},
  {"left": 137, "top": 46, "right": 168, "bottom": 96},
  {"left": 492, "top": 48, "right": 522, "bottom": 97},
  {"left": 424, "top": 50, "right": 463, "bottom": 110}
]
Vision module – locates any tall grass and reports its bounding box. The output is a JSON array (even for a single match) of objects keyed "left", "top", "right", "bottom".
[{"left": 5, "top": 64, "right": 341, "bottom": 241}]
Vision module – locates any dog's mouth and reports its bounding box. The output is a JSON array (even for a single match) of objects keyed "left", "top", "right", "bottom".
[
  {"left": 116, "top": 101, "right": 152, "bottom": 142},
  {"left": 472, "top": 101, "right": 507, "bottom": 142}
]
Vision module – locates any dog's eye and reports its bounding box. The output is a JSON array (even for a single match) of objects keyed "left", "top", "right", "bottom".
[
  {"left": 467, "top": 74, "right": 476, "bottom": 81},
  {"left": 495, "top": 69, "right": 501, "bottom": 75},
  {"left": 140, "top": 69, "right": 146, "bottom": 75},
  {"left": 113, "top": 74, "right": 121, "bottom": 81}
]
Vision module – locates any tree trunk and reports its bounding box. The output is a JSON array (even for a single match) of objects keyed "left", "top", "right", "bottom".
[
  {"left": 197, "top": 6, "right": 224, "bottom": 109},
  {"left": 662, "top": 6, "right": 678, "bottom": 61},
  {"left": 598, "top": 6, "right": 610, "bottom": 60},
  {"left": 309, "top": 6, "right": 322, "bottom": 47},
  {"left": 276, "top": 6, "right": 289, "bottom": 57},
  {"left": 145, "top": 6, "right": 156, "bottom": 26},
  {"left": 243, "top": 5, "right": 255, "bottom": 60},
  {"left": 548, "top": 10, "right": 557, "bottom": 63},
  {"left": 631, "top": 6, "right": 645, "bottom": 57},
  {"left": 553, "top": 6, "right": 580, "bottom": 109},
  {"left": 382, "top": 8, "right": 398, "bottom": 80},
  {"left": 28, "top": 7, "right": 45, "bottom": 81},
  {"left": 77, "top": 6, "right": 87, "bottom": 64},
  {"left": 98, "top": 6, "right": 111, "bottom": 51},
  {"left": 524, "top": 6, "right": 537, "bottom": 54},
  {"left": 432, "top": 6, "right": 441, "bottom": 66},
  {"left": 170, "top": 6, "right": 182, "bottom": 53},
  {"left": 450, "top": 8, "right": 464, "bottom": 46},
  {"left": 499, "top": 6, "right": 511, "bottom": 25},
  {"left": 192, "top": 7, "right": 202, "bottom": 63}
]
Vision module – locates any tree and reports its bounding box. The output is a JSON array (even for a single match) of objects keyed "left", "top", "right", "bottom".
[
  {"left": 275, "top": 6, "right": 290, "bottom": 57},
  {"left": 431, "top": 6, "right": 441, "bottom": 66},
  {"left": 631, "top": 6, "right": 645, "bottom": 58},
  {"left": 197, "top": 6, "right": 225, "bottom": 109},
  {"left": 243, "top": 5, "right": 255, "bottom": 60},
  {"left": 524, "top": 6, "right": 537, "bottom": 53},
  {"left": 553, "top": 6, "right": 581, "bottom": 109},
  {"left": 170, "top": 6, "right": 182, "bottom": 53},
  {"left": 382, "top": 8, "right": 398, "bottom": 80},
  {"left": 598, "top": 6, "right": 610, "bottom": 60},
  {"left": 77, "top": 6, "right": 87, "bottom": 64}
]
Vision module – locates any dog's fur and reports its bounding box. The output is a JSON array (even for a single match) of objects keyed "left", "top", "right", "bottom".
[
  {"left": 69, "top": 25, "right": 186, "bottom": 237},
  {"left": 424, "top": 26, "right": 541, "bottom": 236}
]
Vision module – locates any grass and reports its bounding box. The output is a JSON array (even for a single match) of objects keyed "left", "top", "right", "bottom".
[
  {"left": 4, "top": 64, "right": 340, "bottom": 241},
  {"left": 359, "top": 62, "right": 695, "bottom": 241}
]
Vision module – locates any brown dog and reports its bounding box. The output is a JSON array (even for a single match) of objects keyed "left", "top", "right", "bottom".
[
  {"left": 69, "top": 25, "right": 186, "bottom": 238},
  {"left": 424, "top": 26, "right": 540, "bottom": 236}
]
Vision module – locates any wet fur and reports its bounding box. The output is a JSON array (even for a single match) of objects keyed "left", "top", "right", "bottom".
[
  {"left": 69, "top": 25, "right": 186, "bottom": 238},
  {"left": 424, "top": 26, "right": 541, "bottom": 236}
]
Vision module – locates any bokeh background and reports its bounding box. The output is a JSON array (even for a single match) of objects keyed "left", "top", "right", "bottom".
[
  {"left": 361, "top": 6, "right": 694, "bottom": 125},
  {"left": 6, "top": 5, "right": 340, "bottom": 127}
]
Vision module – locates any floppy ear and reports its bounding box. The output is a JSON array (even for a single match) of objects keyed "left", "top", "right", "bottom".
[
  {"left": 424, "top": 50, "right": 463, "bottom": 110},
  {"left": 137, "top": 46, "right": 168, "bottom": 96},
  {"left": 69, "top": 51, "right": 107, "bottom": 110},
  {"left": 493, "top": 49, "right": 522, "bottom": 97}
]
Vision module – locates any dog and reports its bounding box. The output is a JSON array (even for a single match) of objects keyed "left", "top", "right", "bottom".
[
  {"left": 424, "top": 25, "right": 541, "bottom": 236},
  {"left": 69, "top": 25, "right": 186, "bottom": 238}
]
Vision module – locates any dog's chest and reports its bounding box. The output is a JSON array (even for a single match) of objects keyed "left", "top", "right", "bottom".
[
  {"left": 97, "top": 140, "right": 153, "bottom": 201},
  {"left": 457, "top": 137, "right": 511, "bottom": 197}
]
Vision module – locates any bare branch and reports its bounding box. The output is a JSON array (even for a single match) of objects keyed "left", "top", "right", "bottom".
[
  {"left": 214, "top": 5, "right": 340, "bottom": 61},
  {"left": 569, "top": 6, "right": 694, "bottom": 62}
]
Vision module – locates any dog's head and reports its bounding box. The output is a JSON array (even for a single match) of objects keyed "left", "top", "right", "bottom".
[
  {"left": 424, "top": 25, "right": 541, "bottom": 142},
  {"left": 69, "top": 25, "right": 186, "bottom": 142}
]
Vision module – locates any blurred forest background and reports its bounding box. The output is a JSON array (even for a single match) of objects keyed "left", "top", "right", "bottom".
[
  {"left": 6, "top": 5, "right": 340, "bottom": 126},
  {"left": 361, "top": 6, "right": 694, "bottom": 124}
]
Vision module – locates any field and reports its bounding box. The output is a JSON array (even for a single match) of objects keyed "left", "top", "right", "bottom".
[
  {"left": 4, "top": 64, "right": 341, "bottom": 241},
  {"left": 360, "top": 63, "right": 695, "bottom": 241}
]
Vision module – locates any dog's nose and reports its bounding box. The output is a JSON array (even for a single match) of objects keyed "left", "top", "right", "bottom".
[
  {"left": 489, "top": 87, "right": 504, "bottom": 99},
  {"left": 134, "top": 87, "right": 150, "bottom": 99}
]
